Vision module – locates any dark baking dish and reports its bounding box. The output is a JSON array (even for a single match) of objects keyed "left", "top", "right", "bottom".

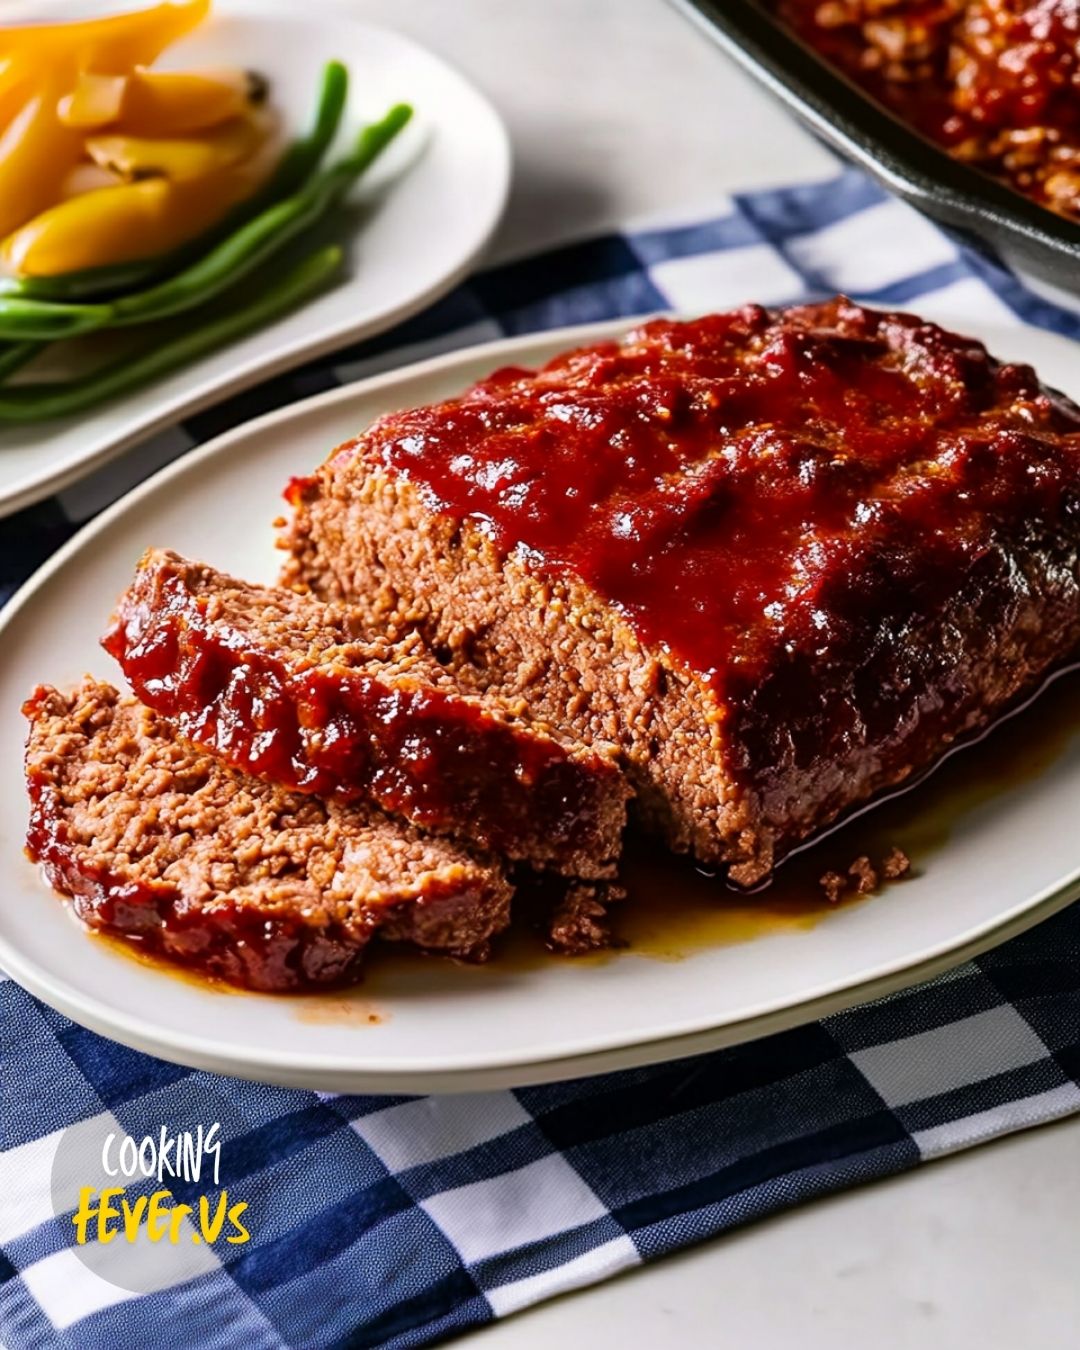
[{"left": 670, "top": 0, "right": 1080, "bottom": 293}]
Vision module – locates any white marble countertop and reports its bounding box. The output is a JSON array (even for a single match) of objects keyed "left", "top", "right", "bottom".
[{"left": 339, "top": 0, "right": 1080, "bottom": 1342}]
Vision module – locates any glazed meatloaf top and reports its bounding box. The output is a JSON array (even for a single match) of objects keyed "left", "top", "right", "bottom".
[
  {"left": 283, "top": 297, "right": 1080, "bottom": 884},
  {"left": 24, "top": 680, "right": 512, "bottom": 990},
  {"left": 307, "top": 297, "right": 1080, "bottom": 699},
  {"left": 104, "top": 549, "right": 629, "bottom": 878}
]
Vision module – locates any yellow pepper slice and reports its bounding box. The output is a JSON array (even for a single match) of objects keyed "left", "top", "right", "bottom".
[
  {"left": 3, "top": 1, "right": 210, "bottom": 73},
  {"left": 85, "top": 108, "right": 271, "bottom": 183},
  {"left": 0, "top": 85, "right": 85, "bottom": 240},
  {"left": 59, "top": 162, "right": 124, "bottom": 199},
  {"left": 0, "top": 4, "right": 212, "bottom": 237},
  {"left": 2, "top": 132, "right": 280, "bottom": 276},
  {"left": 0, "top": 79, "right": 29, "bottom": 138},
  {"left": 3, "top": 178, "right": 176, "bottom": 276},
  {"left": 0, "top": 53, "right": 35, "bottom": 133},
  {"left": 0, "top": 55, "right": 22, "bottom": 98},
  {"left": 60, "top": 65, "right": 259, "bottom": 134},
  {"left": 56, "top": 72, "right": 127, "bottom": 129}
]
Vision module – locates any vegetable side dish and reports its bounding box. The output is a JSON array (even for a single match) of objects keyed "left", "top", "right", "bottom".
[
  {"left": 24, "top": 299, "right": 1080, "bottom": 991},
  {"left": 774, "top": 0, "right": 1080, "bottom": 220},
  {"left": 0, "top": 1, "right": 413, "bottom": 421}
]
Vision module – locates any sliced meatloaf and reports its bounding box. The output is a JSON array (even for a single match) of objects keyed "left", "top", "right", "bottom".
[
  {"left": 280, "top": 297, "right": 1080, "bottom": 887},
  {"left": 23, "top": 680, "right": 513, "bottom": 991},
  {"left": 103, "top": 549, "right": 629, "bottom": 879}
]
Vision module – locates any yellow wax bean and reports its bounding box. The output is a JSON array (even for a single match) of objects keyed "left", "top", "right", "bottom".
[
  {"left": 4, "top": 1, "right": 210, "bottom": 74},
  {"left": 86, "top": 109, "right": 271, "bottom": 183},
  {"left": 60, "top": 66, "right": 258, "bottom": 134},
  {"left": 2, "top": 137, "right": 279, "bottom": 276},
  {"left": 0, "top": 86, "right": 84, "bottom": 240}
]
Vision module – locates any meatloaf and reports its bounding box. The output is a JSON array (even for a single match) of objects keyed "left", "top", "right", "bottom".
[
  {"left": 280, "top": 297, "right": 1080, "bottom": 887},
  {"left": 103, "top": 549, "right": 629, "bottom": 879},
  {"left": 23, "top": 680, "right": 513, "bottom": 991}
]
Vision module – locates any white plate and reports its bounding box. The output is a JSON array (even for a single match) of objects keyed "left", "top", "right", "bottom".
[
  {"left": 0, "top": 0, "right": 510, "bottom": 518},
  {"left": 2, "top": 313, "right": 1080, "bottom": 1094}
]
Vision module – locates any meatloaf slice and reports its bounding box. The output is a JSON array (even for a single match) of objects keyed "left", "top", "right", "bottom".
[
  {"left": 103, "top": 549, "right": 629, "bottom": 879},
  {"left": 24, "top": 680, "right": 513, "bottom": 991},
  {"left": 279, "top": 297, "right": 1080, "bottom": 886}
]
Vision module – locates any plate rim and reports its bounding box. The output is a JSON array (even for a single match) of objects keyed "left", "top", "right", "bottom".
[
  {"left": 0, "top": 4, "right": 512, "bottom": 519},
  {"left": 3, "top": 314, "right": 1080, "bottom": 1092},
  {"left": 2, "top": 868, "right": 1079, "bottom": 1093}
]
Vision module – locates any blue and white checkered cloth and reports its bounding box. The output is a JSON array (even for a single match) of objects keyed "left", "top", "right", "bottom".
[{"left": 4, "top": 166, "right": 1080, "bottom": 1349}]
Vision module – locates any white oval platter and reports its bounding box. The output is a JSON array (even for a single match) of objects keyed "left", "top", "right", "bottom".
[{"left": 0, "top": 312, "right": 1078, "bottom": 1093}]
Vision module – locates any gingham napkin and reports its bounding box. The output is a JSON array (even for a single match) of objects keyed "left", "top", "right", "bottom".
[{"left": 4, "top": 167, "right": 1080, "bottom": 1350}]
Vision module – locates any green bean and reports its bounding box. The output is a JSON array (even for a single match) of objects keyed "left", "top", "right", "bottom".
[
  {"left": 0, "top": 297, "right": 113, "bottom": 341},
  {"left": 0, "top": 246, "right": 342, "bottom": 424},
  {"left": 329, "top": 101, "right": 415, "bottom": 188},
  {"left": 0, "top": 61, "right": 349, "bottom": 305},
  {"left": 0, "top": 341, "right": 45, "bottom": 382},
  {"left": 110, "top": 103, "right": 412, "bottom": 326},
  {"left": 256, "top": 59, "right": 349, "bottom": 203},
  {"left": 0, "top": 257, "right": 170, "bottom": 305}
]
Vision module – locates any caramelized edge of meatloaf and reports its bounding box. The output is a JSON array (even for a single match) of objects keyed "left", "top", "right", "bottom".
[
  {"left": 103, "top": 549, "right": 630, "bottom": 880},
  {"left": 23, "top": 680, "right": 513, "bottom": 991}
]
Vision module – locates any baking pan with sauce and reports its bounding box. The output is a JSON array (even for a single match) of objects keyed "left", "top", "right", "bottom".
[{"left": 670, "top": 0, "right": 1080, "bottom": 295}]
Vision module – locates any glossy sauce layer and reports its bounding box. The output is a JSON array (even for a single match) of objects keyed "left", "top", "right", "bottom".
[
  {"left": 104, "top": 564, "right": 624, "bottom": 874},
  {"left": 354, "top": 300, "right": 1080, "bottom": 692}
]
